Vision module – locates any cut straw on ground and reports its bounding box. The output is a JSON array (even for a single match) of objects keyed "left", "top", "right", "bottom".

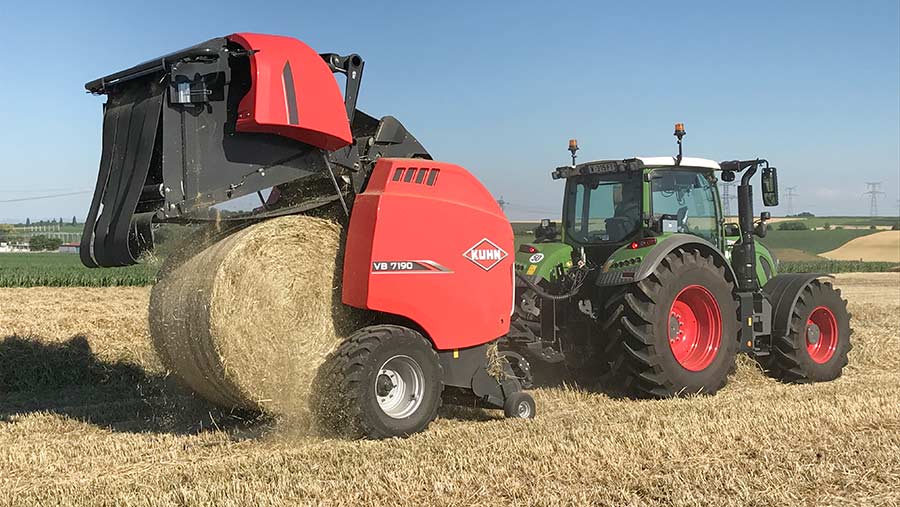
[{"left": 0, "top": 273, "right": 897, "bottom": 506}]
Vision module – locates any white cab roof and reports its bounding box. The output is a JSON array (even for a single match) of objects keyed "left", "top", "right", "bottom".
[{"left": 637, "top": 156, "right": 720, "bottom": 170}]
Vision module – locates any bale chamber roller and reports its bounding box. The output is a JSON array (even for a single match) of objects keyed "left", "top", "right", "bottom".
[{"left": 81, "top": 32, "right": 535, "bottom": 438}]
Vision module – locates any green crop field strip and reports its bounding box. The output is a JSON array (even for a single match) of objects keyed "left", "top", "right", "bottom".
[
  {"left": 0, "top": 253, "right": 157, "bottom": 287},
  {"left": 795, "top": 216, "right": 900, "bottom": 229},
  {"left": 758, "top": 229, "right": 878, "bottom": 254}
]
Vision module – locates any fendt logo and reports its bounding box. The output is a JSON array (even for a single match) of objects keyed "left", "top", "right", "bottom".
[{"left": 463, "top": 238, "right": 508, "bottom": 271}]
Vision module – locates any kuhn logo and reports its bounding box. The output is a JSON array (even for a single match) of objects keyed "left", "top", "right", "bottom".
[{"left": 463, "top": 238, "right": 508, "bottom": 271}]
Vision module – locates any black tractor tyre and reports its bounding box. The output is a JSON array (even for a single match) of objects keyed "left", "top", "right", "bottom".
[
  {"left": 599, "top": 248, "right": 739, "bottom": 398},
  {"left": 503, "top": 391, "right": 536, "bottom": 419},
  {"left": 760, "top": 279, "right": 851, "bottom": 383},
  {"left": 311, "top": 325, "right": 443, "bottom": 439}
]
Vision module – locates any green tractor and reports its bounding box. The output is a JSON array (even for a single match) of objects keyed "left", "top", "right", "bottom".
[{"left": 503, "top": 124, "right": 851, "bottom": 397}]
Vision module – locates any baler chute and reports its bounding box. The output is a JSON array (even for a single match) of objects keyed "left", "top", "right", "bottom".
[
  {"left": 81, "top": 33, "right": 428, "bottom": 267},
  {"left": 81, "top": 33, "right": 534, "bottom": 438}
]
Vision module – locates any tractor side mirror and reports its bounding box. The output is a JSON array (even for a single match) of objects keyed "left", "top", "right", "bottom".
[{"left": 762, "top": 167, "right": 779, "bottom": 206}]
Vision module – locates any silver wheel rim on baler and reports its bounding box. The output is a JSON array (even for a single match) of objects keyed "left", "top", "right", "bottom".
[
  {"left": 375, "top": 355, "right": 425, "bottom": 419},
  {"left": 515, "top": 400, "right": 532, "bottom": 418}
]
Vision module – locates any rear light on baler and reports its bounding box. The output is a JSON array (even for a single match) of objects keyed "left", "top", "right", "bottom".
[{"left": 519, "top": 245, "right": 538, "bottom": 254}]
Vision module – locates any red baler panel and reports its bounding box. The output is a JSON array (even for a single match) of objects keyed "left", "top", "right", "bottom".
[
  {"left": 228, "top": 33, "right": 352, "bottom": 151},
  {"left": 343, "top": 158, "right": 514, "bottom": 350}
]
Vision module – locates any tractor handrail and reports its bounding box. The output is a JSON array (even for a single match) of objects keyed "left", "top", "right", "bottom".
[{"left": 719, "top": 159, "right": 769, "bottom": 173}]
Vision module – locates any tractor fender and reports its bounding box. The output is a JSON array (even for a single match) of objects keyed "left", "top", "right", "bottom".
[
  {"left": 762, "top": 273, "right": 833, "bottom": 340},
  {"left": 596, "top": 235, "right": 736, "bottom": 287}
]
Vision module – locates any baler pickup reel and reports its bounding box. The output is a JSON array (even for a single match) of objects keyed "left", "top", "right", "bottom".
[{"left": 81, "top": 34, "right": 429, "bottom": 268}]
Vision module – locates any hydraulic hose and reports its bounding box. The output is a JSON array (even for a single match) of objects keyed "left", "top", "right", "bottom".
[{"left": 515, "top": 272, "right": 583, "bottom": 301}]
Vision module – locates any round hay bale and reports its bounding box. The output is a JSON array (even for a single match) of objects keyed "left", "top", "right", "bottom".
[{"left": 149, "top": 215, "right": 355, "bottom": 420}]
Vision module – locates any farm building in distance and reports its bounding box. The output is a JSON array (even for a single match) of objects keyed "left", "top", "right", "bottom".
[
  {"left": 58, "top": 242, "right": 80, "bottom": 254},
  {"left": 0, "top": 241, "right": 29, "bottom": 253}
]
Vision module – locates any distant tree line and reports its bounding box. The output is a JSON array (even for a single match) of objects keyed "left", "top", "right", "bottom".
[
  {"left": 28, "top": 235, "right": 63, "bottom": 251},
  {"left": 778, "top": 221, "right": 810, "bottom": 231},
  {"left": 20, "top": 217, "right": 79, "bottom": 227}
]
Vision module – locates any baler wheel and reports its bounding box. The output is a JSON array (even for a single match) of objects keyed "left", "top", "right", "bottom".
[
  {"left": 503, "top": 391, "right": 536, "bottom": 419},
  {"left": 599, "top": 248, "right": 739, "bottom": 398},
  {"left": 312, "top": 325, "right": 443, "bottom": 439},
  {"left": 761, "top": 279, "right": 851, "bottom": 382}
]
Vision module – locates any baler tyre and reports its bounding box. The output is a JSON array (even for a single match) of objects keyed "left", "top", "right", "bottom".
[
  {"left": 600, "top": 248, "right": 739, "bottom": 398},
  {"left": 503, "top": 391, "right": 536, "bottom": 419},
  {"left": 312, "top": 325, "right": 443, "bottom": 439},
  {"left": 763, "top": 279, "right": 851, "bottom": 383}
]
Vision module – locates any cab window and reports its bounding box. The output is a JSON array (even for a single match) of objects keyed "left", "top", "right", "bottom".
[
  {"left": 565, "top": 172, "right": 642, "bottom": 243},
  {"left": 650, "top": 169, "right": 719, "bottom": 243}
]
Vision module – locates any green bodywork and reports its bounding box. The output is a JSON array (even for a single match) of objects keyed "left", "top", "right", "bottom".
[
  {"left": 514, "top": 242, "right": 573, "bottom": 282},
  {"left": 517, "top": 164, "right": 778, "bottom": 288}
]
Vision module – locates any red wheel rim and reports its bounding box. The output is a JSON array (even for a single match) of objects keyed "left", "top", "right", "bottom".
[
  {"left": 668, "top": 285, "right": 722, "bottom": 371},
  {"left": 806, "top": 306, "right": 838, "bottom": 364}
]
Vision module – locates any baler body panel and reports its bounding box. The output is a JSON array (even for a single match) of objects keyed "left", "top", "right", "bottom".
[
  {"left": 228, "top": 33, "right": 352, "bottom": 151},
  {"left": 343, "top": 158, "right": 514, "bottom": 350}
]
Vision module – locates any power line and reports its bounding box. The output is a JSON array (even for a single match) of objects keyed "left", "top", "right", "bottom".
[
  {"left": 0, "top": 188, "right": 88, "bottom": 193},
  {"left": 863, "top": 182, "right": 884, "bottom": 217},
  {"left": 0, "top": 190, "right": 92, "bottom": 204},
  {"left": 784, "top": 186, "right": 799, "bottom": 216},
  {"left": 720, "top": 182, "right": 735, "bottom": 217}
]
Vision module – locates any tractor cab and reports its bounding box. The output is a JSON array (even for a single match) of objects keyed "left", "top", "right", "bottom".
[
  {"left": 556, "top": 156, "right": 725, "bottom": 256},
  {"left": 521, "top": 126, "right": 780, "bottom": 290}
]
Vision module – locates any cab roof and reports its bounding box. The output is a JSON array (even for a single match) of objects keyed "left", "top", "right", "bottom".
[
  {"left": 552, "top": 156, "right": 721, "bottom": 179},
  {"left": 636, "top": 156, "right": 720, "bottom": 170}
]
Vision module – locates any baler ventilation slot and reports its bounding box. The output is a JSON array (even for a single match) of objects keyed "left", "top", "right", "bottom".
[{"left": 391, "top": 168, "right": 440, "bottom": 186}]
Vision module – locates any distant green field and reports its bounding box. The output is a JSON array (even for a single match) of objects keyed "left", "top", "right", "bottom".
[
  {"left": 779, "top": 260, "right": 897, "bottom": 273},
  {"left": 512, "top": 223, "right": 897, "bottom": 270},
  {"left": 513, "top": 224, "right": 880, "bottom": 255},
  {"left": 758, "top": 229, "right": 878, "bottom": 255},
  {"left": 792, "top": 216, "right": 899, "bottom": 228},
  {"left": 0, "top": 253, "right": 157, "bottom": 287}
]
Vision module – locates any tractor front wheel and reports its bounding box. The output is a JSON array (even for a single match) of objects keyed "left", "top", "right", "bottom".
[
  {"left": 312, "top": 325, "right": 443, "bottom": 439},
  {"left": 600, "top": 248, "right": 739, "bottom": 398},
  {"left": 762, "top": 279, "right": 851, "bottom": 382}
]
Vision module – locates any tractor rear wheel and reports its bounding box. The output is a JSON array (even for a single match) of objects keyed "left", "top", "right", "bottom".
[
  {"left": 599, "top": 248, "right": 739, "bottom": 398},
  {"left": 312, "top": 325, "right": 443, "bottom": 439},
  {"left": 762, "top": 279, "right": 851, "bottom": 382}
]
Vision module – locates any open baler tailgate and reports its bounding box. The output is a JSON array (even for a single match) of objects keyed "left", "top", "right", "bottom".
[{"left": 80, "top": 34, "right": 354, "bottom": 267}]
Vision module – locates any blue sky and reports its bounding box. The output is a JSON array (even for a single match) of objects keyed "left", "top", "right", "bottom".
[{"left": 1, "top": 0, "right": 898, "bottom": 221}]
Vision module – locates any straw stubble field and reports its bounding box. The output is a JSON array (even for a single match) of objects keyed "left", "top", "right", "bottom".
[{"left": 0, "top": 274, "right": 898, "bottom": 506}]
